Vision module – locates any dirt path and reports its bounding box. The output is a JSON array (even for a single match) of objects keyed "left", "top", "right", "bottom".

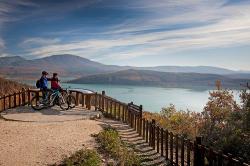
[
  {"left": 0, "top": 106, "right": 167, "bottom": 166},
  {"left": 0, "top": 119, "right": 103, "bottom": 166}
]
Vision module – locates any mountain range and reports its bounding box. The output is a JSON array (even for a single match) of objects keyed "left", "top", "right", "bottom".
[
  {"left": 68, "top": 69, "right": 249, "bottom": 89},
  {"left": 0, "top": 54, "right": 249, "bottom": 88}
]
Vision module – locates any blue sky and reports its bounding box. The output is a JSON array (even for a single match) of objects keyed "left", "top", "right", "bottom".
[{"left": 0, "top": 0, "right": 250, "bottom": 70}]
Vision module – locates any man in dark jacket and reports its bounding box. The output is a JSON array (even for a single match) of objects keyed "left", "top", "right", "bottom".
[{"left": 40, "top": 71, "right": 51, "bottom": 101}]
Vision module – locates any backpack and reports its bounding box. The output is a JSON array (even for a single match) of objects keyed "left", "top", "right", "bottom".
[{"left": 36, "top": 79, "right": 41, "bottom": 88}]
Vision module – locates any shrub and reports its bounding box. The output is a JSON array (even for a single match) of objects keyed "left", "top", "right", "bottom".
[
  {"left": 58, "top": 148, "right": 101, "bottom": 166},
  {"left": 96, "top": 127, "right": 141, "bottom": 166}
]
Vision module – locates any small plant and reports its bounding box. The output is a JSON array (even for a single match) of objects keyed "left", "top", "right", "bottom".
[
  {"left": 57, "top": 148, "right": 102, "bottom": 166},
  {"left": 96, "top": 127, "right": 141, "bottom": 165}
]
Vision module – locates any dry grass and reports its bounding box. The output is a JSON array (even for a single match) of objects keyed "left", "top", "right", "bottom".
[{"left": 0, "top": 77, "right": 31, "bottom": 96}]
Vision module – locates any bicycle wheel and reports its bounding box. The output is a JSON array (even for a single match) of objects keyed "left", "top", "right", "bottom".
[
  {"left": 67, "top": 95, "right": 76, "bottom": 109},
  {"left": 48, "top": 93, "right": 57, "bottom": 107},
  {"left": 31, "top": 96, "right": 45, "bottom": 110},
  {"left": 59, "top": 95, "right": 69, "bottom": 110}
]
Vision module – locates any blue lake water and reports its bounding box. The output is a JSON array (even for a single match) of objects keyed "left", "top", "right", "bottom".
[{"left": 62, "top": 83, "right": 241, "bottom": 112}]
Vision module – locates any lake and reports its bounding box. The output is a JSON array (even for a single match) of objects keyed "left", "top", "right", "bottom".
[{"left": 62, "top": 83, "right": 241, "bottom": 112}]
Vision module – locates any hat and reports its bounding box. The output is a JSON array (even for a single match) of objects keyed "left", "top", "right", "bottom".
[{"left": 42, "top": 71, "right": 48, "bottom": 75}]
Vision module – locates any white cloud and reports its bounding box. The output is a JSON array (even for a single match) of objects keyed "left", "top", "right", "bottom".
[
  {"left": 20, "top": 0, "right": 250, "bottom": 62},
  {"left": 0, "top": 38, "right": 5, "bottom": 49},
  {"left": 20, "top": 37, "right": 61, "bottom": 48}
]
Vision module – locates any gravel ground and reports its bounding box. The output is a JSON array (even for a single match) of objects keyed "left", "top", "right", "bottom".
[{"left": 0, "top": 119, "right": 103, "bottom": 166}]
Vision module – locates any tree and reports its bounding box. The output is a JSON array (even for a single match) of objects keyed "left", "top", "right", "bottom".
[{"left": 200, "top": 87, "right": 250, "bottom": 162}]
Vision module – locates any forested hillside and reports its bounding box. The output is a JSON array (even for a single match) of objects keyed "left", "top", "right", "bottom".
[
  {"left": 68, "top": 69, "right": 250, "bottom": 88},
  {"left": 0, "top": 77, "right": 30, "bottom": 96}
]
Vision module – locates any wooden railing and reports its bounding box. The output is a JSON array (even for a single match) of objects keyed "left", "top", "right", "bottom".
[
  {"left": 0, "top": 89, "right": 249, "bottom": 166},
  {"left": 97, "top": 91, "right": 250, "bottom": 166}
]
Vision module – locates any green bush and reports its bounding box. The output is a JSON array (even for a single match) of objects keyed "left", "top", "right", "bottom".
[
  {"left": 96, "top": 127, "right": 141, "bottom": 166},
  {"left": 58, "top": 148, "right": 101, "bottom": 166}
]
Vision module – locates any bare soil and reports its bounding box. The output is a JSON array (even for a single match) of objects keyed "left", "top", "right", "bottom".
[{"left": 0, "top": 119, "right": 103, "bottom": 166}]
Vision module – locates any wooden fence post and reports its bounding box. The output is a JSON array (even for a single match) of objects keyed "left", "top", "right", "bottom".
[
  {"left": 187, "top": 140, "right": 191, "bottom": 166},
  {"left": 14, "top": 92, "right": 16, "bottom": 108},
  {"left": 106, "top": 99, "right": 109, "bottom": 116},
  {"left": 102, "top": 91, "right": 105, "bottom": 111},
  {"left": 139, "top": 105, "right": 143, "bottom": 136},
  {"left": 181, "top": 137, "right": 185, "bottom": 166},
  {"left": 87, "top": 94, "right": 91, "bottom": 110},
  {"left": 152, "top": 119, "right": 156, "bottom": 150},
  {"left": 9, "top": 95, "right": 11, "bottom": 108},
  {"left": 18, "top": 91, "right": 21, "bottom": 106},
  {"left": 175, "top": 135, "right": 179, "bottom": 165},
  {"left": 194, "top": 136, "right": 203, "bottom": 166},
  {"left": 156, "top": 125, "right": 160, "bottom": 153},
  {"left": 165, "top": 130, "right": 169, "bottom": 161},
  {"left": 118, "top": 103, "right": 121, "bottom": 120},
  {"left": 110, "top": 100, "right": 113, "bottom": 118},
  {"left": 143, "top": 118, "right": 146, "bottom": 139},
  {"left": 94, "top": 92, "right": 98, "bottom": 111},
  {"left": 76, "top": 92, "right": 79, "bottom": 106},
  {"left": 98, "top": 93, "right": 101, "bottom": 110},
  {"left": 28, "top": 88, "right": 31, "bottom": 105},
  {"left": 3, "top": 95, "right": 6, "bottom": 110},
  {"left": 217, "top": 150, "right": 223, "bottom": 166},
  {"left": 127, "top": 102, "right": 131, "bottom": 126},
  {"left": 22, "top": 88, "right": 26, "bottom": 106},
  {"left": 114, "top": 102, "right": 117, "bottom": 119},
  {"left": 170, "top": 132, "right": 173, "bottom": 164},
  {"left": 161, "top": 128, "right": 164, "bottom": 156},
  {"left": 82, "top": 93, "right": 85, "bottom": 107}
]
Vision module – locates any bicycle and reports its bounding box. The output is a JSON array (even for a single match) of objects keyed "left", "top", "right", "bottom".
[
  {"left": 31, "top": 89, "right": 69, "bottom": 110},
  {"left": 62, "top": 88, "right": 76, "bottom": 109}
]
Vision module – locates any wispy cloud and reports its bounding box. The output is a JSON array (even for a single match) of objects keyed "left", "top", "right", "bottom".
[
  {"left": 19, "top": 0, "right": 250, "bottom": 61},
  {"left": 0, "top": 38, "right": 5, "bottom": 49},
  {"left": 1, "top": 0, "right": 250, "bottom": 69},
  {"left": 20, "top": 37, "right": 61, "bottom": 48}
]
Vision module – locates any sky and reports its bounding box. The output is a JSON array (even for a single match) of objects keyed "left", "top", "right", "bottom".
[{"left": 0, "top": 0, "right": 250, "bottom": 70}]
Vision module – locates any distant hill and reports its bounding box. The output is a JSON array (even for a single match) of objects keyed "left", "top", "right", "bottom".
[
  {"left": 139, "top": 66, "right": 237, "bottom": 75},
  {"left": 0, "top": 54, "right": 124, "bottom": 80},
  {"left": 68, "top": 69, "right": 250, "bottom": 89},
  {"left": 0, "top": 77, "right": 31, "bottom": 96},
  {"left": 0, "top": 54, "right": 249, "bottom": 80}
]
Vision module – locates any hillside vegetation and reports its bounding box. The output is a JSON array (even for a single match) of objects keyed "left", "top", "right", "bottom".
[
  {"left": 0, "top": 77, "right": 30, "bottom": 96},
  {"left": 68, "top": 69, "right": 250, "bottom": 88},
  {"left": 143, "top": 87, "right": 250, "bottom": 163}
]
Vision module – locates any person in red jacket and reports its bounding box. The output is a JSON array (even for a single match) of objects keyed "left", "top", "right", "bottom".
[{"left": 51, "top": 73, "right": 62, "bottom": 91}]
